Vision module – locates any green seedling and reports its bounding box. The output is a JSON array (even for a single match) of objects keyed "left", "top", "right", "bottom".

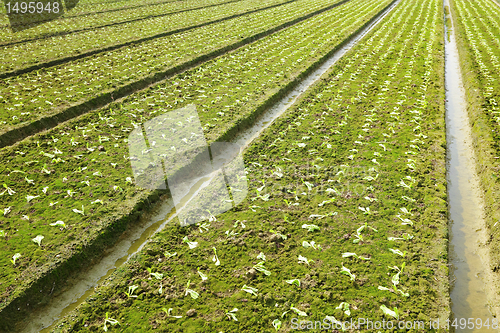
[
  {"left": 335, "top": 302, "right": 351, "bottom": 316},
  {"left": 50, "top": 221, "right": 66, "bottom": 228},
  {"left": 185, "top": 280, "right": 199, "bottom": 299},
  {"left": 125, "top": 285, "right": 138, "bottom": 298},
  {"left": 380, "top": 305, "right": 399, "bottom": 320},
  {"left": 340, "top": 263, "right": 355, "bottom": 281},
  {"left": 298, "top": 255, "right": 314, "bottom": 266},
  {"left": 197, "top": 268, "right": 208, "bottom": 281},
  {"left": 162, "top": 308, "right": 182, "bottom": 318},
  {"left": 302, "top": 224, "right": 320, "bottom": 232},
  {"left": 212, "top": 247, "right": 220, "bottom": 266},
  {"left": 341, "top": 252, "right": 370, "bottom": 260},
  {"left": 272, "top": 318, "right": 282, "bottom": 331},
  {"left": 32, "top": 235, "right": 44, "bottom": 247},
  {"left": 11, "top": 253, "right": 21, "bottom": 266},
  {"left": 253, "top": 261, "right": 271, "bottom": 276},
  {"left": 182, "top": 236, "right": 198, "bottom": 249},
  {"left": 226, "top": 308, "right": 238, "bottom": 321},
  {"left": 241, "top": 284, "right": 258, "bottom": 296},
  {"left": 389, "top": 248, "right": 407, "bottom": 257},
  {"left": 302, "top": 240, "right": 321, "bottom": 250},
  {"left": 285, "top": 279, "right": 300, "bottom": 287},
  {"left": 102, "top": 312, "right": 120, "bottom": 331}
]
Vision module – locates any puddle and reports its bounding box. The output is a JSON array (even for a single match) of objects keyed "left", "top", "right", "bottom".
[
  {"left": 20, "top": 1, "right": 401, "bottom": 331},
  {"left": 445, "top": 0, "right": 499, "bottom": 330}
]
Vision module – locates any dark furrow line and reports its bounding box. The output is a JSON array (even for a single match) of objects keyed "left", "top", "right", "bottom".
[
  {"left": 0, "top": 0, "right": 297, "bottom": 79},
  {"left": 0, "top": 0, "right": 352, "bottom": 150},
  {"left": 0, "top": 0, "right": 243, "bottom": 43}
]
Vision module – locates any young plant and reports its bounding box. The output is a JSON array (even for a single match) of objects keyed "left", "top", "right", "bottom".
[
  {"left": 49, "top": 221, "right": 66, "bottom": 228},
  {"left": 182, "top": 236, "right": 198, "bottom": 249},
  {"left": 11, "top": 253, "right": 21, "bottom": 266},
  {"left": 341, "top": 252, "right": 370, "bottom": 260},
  {"left": 380, "top": 305, "right": 399, "bottom": 320},
  {"left": 226, "top": 308, "right": 238, "bottom": 321},
  {"left": 102, "top": 312, "right": 120, "bottom": 332},
  {"left": 212, "top": 247, "right": 220, "bottom": 266},
  {"left": 185, "top": 280, "right": 199, "bottom": 300},
  {"left": 197, "top": 267, "right": 208, "bottom": 281},
  {"left": 272, "top": 318, "right": 282, "bottom": 331},
  {"left": 162, "top": 308, "right": 182, "bottom": 318},
  {"left": 285, "top": 279, "right": 301, "bottom": 287},
  {"left": 298, "top": 255, "right": 314, "bottom": 266},
  {"left": 335, "top": 302, "right": 351, "bottom": 316},
  {"left": 302, "top": 224, "right": 320, "bottom": 232},
  {"left": 257, "top": 252, "right": 266, "bottom": 261},
  {"left": 253, "top": 261, "right": 271, "bottom": 276},
  {"left": 164, "top": 251, "right": 177, "bottom": 258},
  {"left": 72, "top": 205, "right": 85, "bottom": 215},
  {"left": 340, "top": 263, "right": 355, "bottom": 281},
  {"left": 32, "top": 235, "right": 44, "bottom": 247},
  {"left": 125, "top": 285, "right": 138, "bottom": 298},
  {"left": 290, "top": 305, "right": 307, "bottom": 316},
  {"left": 241, "top": 284, "right": 258, "bottom": 296},
  {"left": 302, "top": 240, "right": 321, "bottom": 250},
  {"left": 389, "top": 248, "right": 407, "bottom": 257}
]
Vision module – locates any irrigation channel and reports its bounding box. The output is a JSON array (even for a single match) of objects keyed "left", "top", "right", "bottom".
[
  {"left": 445, "top": 0, "right": 499, "bottom": 331},
  {"left": 20, "top": 2, "right": 403, "bottom": 332}
]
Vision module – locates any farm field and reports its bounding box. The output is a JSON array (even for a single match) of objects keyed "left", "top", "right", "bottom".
[{"left": 0, "top": 0, "right": 500, "bottom": 331}]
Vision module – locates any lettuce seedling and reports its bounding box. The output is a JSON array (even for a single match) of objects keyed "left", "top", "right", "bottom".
[
  {"left": 380, "top": 305, "right": 399, "bottom": 320},
  {"left": 226, "top": 308, "right": 238, "bottom": 321},
  {"left": 182, "top": 236, "right": 198, "bottom": 249},
  {"left": 125, "top": 285, "right": 138, "bottom": 298},
  {"left": 272, "top": 319, "right": 282, "bottom": 331},
  {"left": 298, "top": 255, "right": 314, "bottom": 266},
  {"left": 335, "top": 302, "right": 351, "bottom": 316},
  {"left": 302, "top": 241, "right": 321, "bottom": 250},
  {"left": 340, "top": 263, "right": 355, "bottom": 281},
  {"left": 50, "top": 221, "right": 66, "bottom": 228},
  {"left": 162, "top": 308, "right": 182, "bottom": 318},
  {"left": 185, "top": 280, "right": 199, "bottom": 299},
  {"left": 197, "top": 268, "right": 208, "bottom": 281},
  {"left": 342, "top": 252, "right": 370, "bottom": 260},
  {"left": 389, "top": 248, "right": 407, "bottom": 257},
  {"left": 32, "top": 235, "right": 44, "bottom": 247},
  {"left": 11, "top": 253, "right": 21, "bottom": 265},
  {"left": 285, "top": 279, "right": 300, "bottom": 287},
  {"left": 302, "top": 224, "right": 320, "bottom": 232},
  {"left": 102, "top": 312, "right": 120, "bottom": 332},
  {"left": 212, "top": 247, "right": 220, "bottom": 266},
  {"left": 0, "top": 230, "right": 5, "bottom": 237},
  {"left": 253, "top": 261, "right": 271, "bottom": 276},
  {"left": 241, "top": 284, "right": 258, "bottom": 296},
  {"left": 290, "top": 305, "right": 307, "bottom": 316}
]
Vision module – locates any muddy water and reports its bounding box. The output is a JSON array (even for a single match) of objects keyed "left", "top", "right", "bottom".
[
  {"left": 445, "top": 0, "right": 499, "bottom": 331},
  {"left": 23, "top": 2, "right": 401, "bottom": 332}
]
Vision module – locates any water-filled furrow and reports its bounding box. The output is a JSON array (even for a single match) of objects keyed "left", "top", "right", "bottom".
[
  {"left": 445, "top": 0, "right": 498, "bottom": 331},
  {"left": 23, "top": 2, "right": 400, "bottom": 332}
]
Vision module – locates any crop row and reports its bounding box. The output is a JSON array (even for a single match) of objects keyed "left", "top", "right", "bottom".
[
  {"left": 50, "top": 0, "right": 448, "bottom": 331},
  {"left": 0, "top": 0, "right": 239, "bottom": 45},
  {"left": 450, "top": 0, "right": 500, "bottom": 271},
  {"left": 0, "top": 0, "right": 347, "bottom": 139},
  {"left": 0, "top": 0, "right": 393, "bottom": 328},
  {"left": 0, "top": 0, "right": 290, "bottom": 72}
]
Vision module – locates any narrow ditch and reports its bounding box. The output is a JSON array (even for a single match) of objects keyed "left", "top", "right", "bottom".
[
  {"left": 444, "top": 0, "right": 499, "bottom": 331},
  {"left": 20, "top": 2, "right": 400, "bottom": 332}
]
